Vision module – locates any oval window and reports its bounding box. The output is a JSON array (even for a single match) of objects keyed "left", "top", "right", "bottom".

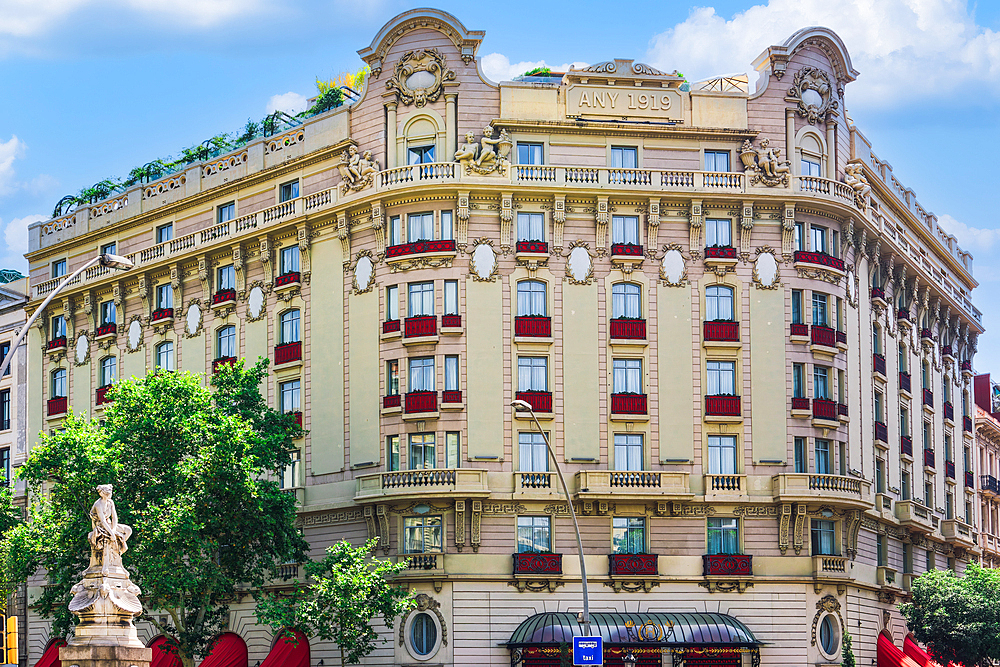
[
  {"left": 411, "top": 612, "right": 437, "bottom": 656},
  {"left": 819, "top": 615, "right": 838, "bottom": 656}
]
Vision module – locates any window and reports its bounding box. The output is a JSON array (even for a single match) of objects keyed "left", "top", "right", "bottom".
[
  {"left": 794, "top": 437, "right": 806, "bottom": 473},
  {"left": 217, "top": 325, "right": 236, "bottom": 359},
  {"left": 611, "top": 215, "right": 640, "bottom": 245},
  {"left": 899, "top": 344, "right": 907, "bottom": 373},
  {"left": 873, "top": 324, "right": 882, "bottom": 355},
  {"left": 280, "top": 379, "right": 300, "bottom": 413},
  {"left": 802, "top": 158, "right": 822, "bottom": 177},
  {"left": 818, "top": 616, "right": 839, "bottom": 657},
  {"left": 945, "top": 433, "right": 953, "bottom": 462},
  {"left": 612, "top": 517, "right": 645, "bottom": 554},
  {"left": 388, "top": 216, "right": 402, "bottom": 246},
  {"left": 519, "top": 432, "right": 549, "bottom": 472},
  {"left": 517, "top": 516, "right": 551, "bottom": 553},
  {"left": 922, "top": 362, "right": 930, "bottom": 390},
  {"left": 518, "top": 357, "right": 547, "bottom": 392},
  {"left": 280, "top": 310, "right": 300, "bottom": 344},
  {"left": 943, "top": 379, "right": 951, "bottom": 405},
  {"left": 811, "top": 519, "right": 836, "bottom": 555},
  {"left": 876, "top": 534, "right": 886, "bottom": 566},
  {"left": 444, "top": 356, "right": 459, "bottom": 391},
  {"left": 517, "top": 212, "right": 544, "bottom": 242},
  {"left": 903, "top": 543, "right": 913, "bottom": 573},
  {"left": 839, "top": 442, "right": 847, "bottom": 476},
  {"left": 279, "top": 180, "right": 299, "bottom": 202},
  {"left": 836, "top": 369, "right": 845, "bottom": 402},
  {"left": 705, "top": 219, "right": 731, "bottom": 248},
  {"left": 924, "top": 478, "right": 933, "bottom": 507},
  {"left": 876, "top": 458, "right": 886, "bottom": 494},
  {"left": 792, "top": 290, "right": 803, "bottom": 324},
  {"left": 403, "top": 515, "right": 442, "bottom": 553},
  {"left": 704, "top": 150, "right": 730, "bottom": 172},
  {"left": 408, "top": 282, "right": 435, "bottom": 317},
  {"left": 612, "top": 283, "right": 641, "bottom": 319},
  {"left": 812, "top": 292, "right": 828, "bottom": 326},
  {"left": 156, "top": 223, "right": 174, "bottom": 244},
  {"left": 0, "top": 389, "right": 9, "bottom": 431},
  {"left": 218, "top": 202, "right": 235, "bottom": 224},
  {"left": 441, "top": 211, "right": 454, "bottom": 240},
  {"left": 387, "top": 435, "right": 400, "bottom": 471},
  {"left": 898, "top": 467, "right": 910, "bottom": 499},
  {"left": 0, "top": 448, "right": 7, "bottom": 486},
  {"left": 408, "top": 357, "right": 435, "bottom": 392},
  {"left": 946, "top": 491, "right": 954, "bottom": 520},
  {"left": 408, "top": 212, "right": 434, "bottom": 242},
  {"left": 706, "top": 285, "right": 734, "bottom": 321},
  {"left": 707, "top": 517, "right": 739, "bottom": 555},
  {"left": 408, "top": 145, "right": 435, "bottom": 165},
  {"left": 446, "top": 432, "right": 460, "bottom": 469},
  {"left": 706, "top": 360, "right": 736, "bottom": 396},
  {"left": 516, "top": 280, "right": 546, "bottom": 317},
  {"left": 51, "top": 368, "right": 67, "bottom": 398},
  {"left": 614, "top": 433, "right": 643, "bottom": 471},
  {"left": 280, "top": 450, "right": 300, "bottom": 490},
  {"left": 794, "top": 222, "right": 804, "bottom": 251},
  {"left": 410, "top": 613, "right": 438, "bottom": 657},
  {"left": 386, "top": 286, "right": 399, "bottom": 321},
  {"left": 811, "top": 225, "right": 828, "bottom": 254},
  {"left": 155, "top": 341, "right": 174, "bottom": 371},
  {"left": 0, "top": 342, "right": 8, "bottom": 376},
  {"left": 51, "top": 315, "right": 66, "bottom": 340},
  {"left": 52, "top": 259, "right": 67, "bottom": 278},
  {"left": 155, "top": 285, "right": 172, "bottom": 311},
  {"left": 280, "top": 246, "right": 300, "bottom": 275},
  {"left": 517, "top": 143, "right": 543, "bottom": 165},
  {"left": 386, "top": 360, "right": 399, "bottom": 396},
  {"left": 100, "top": 242, "right": 116, "bottom": 256},
  {"left": 610, "top": 146, "right": 638, "bottom": 168},
  {"left": 832, "top": 230, "right": 840, "bottom": 258},
  {"left": 707, "top": 435, "right": 738, "bottom": 474},
  {"left": 100, "top": 300, "right": 116, "bottom": 325},
  {"left": 923, "top": 421, "right": 931, "bottom": 450},
  {"left": 217, "top": 265, "right": 235, "bottom": 291},
  {"left": 612, "top": 358, "right": 642, "bottom": 394},
  {"left": 815, "top": 439, "right": 831, "bottom": 474},
  {"left": 444, "top": 280, "right": 458, "bottom": 316},
  {"left": 901, "top": 407, "right": 910, "bottom": 437},
  {"left": 874, "top": 389, "right": 883, "bottom": 422},
  {"left": 925, "top": 548, "right": 934, "bottom": 571},
  {"left": 409, "top": 433, "right": 435, "bottom": 469},
  {"left": 99, "top": 356, "right": 116, "bottom": 387}
]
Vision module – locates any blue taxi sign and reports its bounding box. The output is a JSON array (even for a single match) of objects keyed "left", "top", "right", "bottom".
[{"left": 573, "top": 635, "right": 602, "bottom": 665}]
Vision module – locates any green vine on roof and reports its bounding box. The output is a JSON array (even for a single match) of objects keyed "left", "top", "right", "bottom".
[{"left": 522, "top": 66, "right": 552, "bottom": 77}]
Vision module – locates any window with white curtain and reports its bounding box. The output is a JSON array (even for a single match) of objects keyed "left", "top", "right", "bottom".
[
  {"left": 707, "top": 435, "right": 737, "bottom": 474},
  {"left": 517, "top": 281, "right": 547, "bottom": 317},
  {"left": 408, "top": 212, "right": 434, "bottom": 242},
  {"left": 614, "top": 434, "right": 643, "bottom": 471},
  {"left": 517, "top": 212, "right": 544, "bottom": 242},
  {"left": 612, "top": 283, "right": 641, "bottom": 319},
  {"left": 612, "top": 358, "right": 642, "bottom": 394},
  {"left": 408, "top": 357, "right": 435, "bottom": 392},
  {"left": 611, "top": 215, "right": 640, "bottom": 245},
  {"left": 517, "top": 357, "right": 547, "bottom": 392},
  {"left": 408, "top": 282, "right": 435, "bottom": 317},
  {"left": 706, "top": 360, "right": 736, "bottom": 396},
  {"left": 706, "top": 286, "right": 734, "bottom": 321},
  {"left": 519, "top": 432, "right": 549, "bottom": 472}
]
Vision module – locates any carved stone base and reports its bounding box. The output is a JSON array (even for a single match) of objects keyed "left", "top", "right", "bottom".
[
  {"left": 508, "top": 578, "right": 564, "bottom": 593},
  {"left": 604, "top": 579, "right": 659, "bottom": 593},
  {"left": 59, "top": 644, "right": 152, "bottom": 667},
  {"left": 700, "top": 578, "right": 754, "bottom": 593}
]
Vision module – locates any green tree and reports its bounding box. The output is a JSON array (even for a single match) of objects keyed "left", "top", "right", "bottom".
[
  {"left": 841, "top": 631, "right": 855, "bottom": 667},
  {"left": 899, "top": 561, "right": 1000, "bottom": 667},
  {"left": 0, "top": 360, "right": 307, "bottom": 667},
  {"left": 257, "top": 538, "right": 413, "bottom": 666}
]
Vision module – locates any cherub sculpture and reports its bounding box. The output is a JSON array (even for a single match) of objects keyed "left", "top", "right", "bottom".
[
  {"left": 740, "top": 137, "right": 791, "bottom": 187},
  {"left": 844, "top": 160, "right": 871, "bottom": 206},
  {"left": 338, "top": 144, "right": 380, "bottom": 193},
  {"left": 454, "top": 126, "right": 512, "bottom": 175}
]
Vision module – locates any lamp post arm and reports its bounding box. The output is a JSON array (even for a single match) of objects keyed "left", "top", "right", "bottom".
[{"left": 0, "top": 256, "right": 102, "bottom": 380}]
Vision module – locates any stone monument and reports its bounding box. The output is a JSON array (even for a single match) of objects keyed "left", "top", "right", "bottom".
[{"left": 60, "top": 484, "right": 152, "bottom": 667}]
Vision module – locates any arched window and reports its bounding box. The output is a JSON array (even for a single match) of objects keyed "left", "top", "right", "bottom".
[
  {"left": 280, "top": 309, "right": 300, "bottom": 344},
  {"left": 51, "top": 368, "right": 67, "bottom": 398},
  {"left": 156, "top": 341, "right": 175, "bottom": 371},
  {"left": 706, "top": 285, "right": 734, "bottom": 322},
  {"left": 217, "top": 326, "right": 236, "bottom": 359},
  {"left": 799, "top": 132, "right": 824, "bottom": 177},
  {"left": 611, "top": 283, "right": 641, "bottom": 319},
  {"left": 99, "top": 356, "right": 116, "bottom": 388},
  {"left": 516, "top": 280, "right": 546, "bottom": 317}
]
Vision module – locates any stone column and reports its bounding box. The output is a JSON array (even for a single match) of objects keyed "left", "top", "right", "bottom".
[
  {"left": 785, "top": 108, "right": 796, "bottom": 177},
  {"left": 826, "top": 120, "right": 837, "bottom": 179},
  {"left": 385, "top": 100, "right": 398, "bottom": 169},
  {"left": 444, "top": 93, "right": 458, "bottom": 160},
  {"left": 60, "top": 644, "right": 152, "bottom": 667}
]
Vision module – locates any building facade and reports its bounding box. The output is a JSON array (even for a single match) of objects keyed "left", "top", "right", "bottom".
[
  {"left": 21, "top": 9, "right": 984, "bottom": 667},
  {"left": 973, "top": 374, "right": 1000, "bottom": 567}
]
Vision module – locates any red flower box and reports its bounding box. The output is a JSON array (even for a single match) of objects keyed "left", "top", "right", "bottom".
[
  {"left": 274, "top": 341, "right": 302, "bottom": 365},
  {"left": 385, "top": 239, "right": 456, "bottom": 258},
  {"left": 965, "top": 416, "right": 973, "bottom": 432},
  {"left": 383, "top": 394, "right": 401, "bottom": 409},
  {"left": 793, "top": 250, "right": 845, "bottom": 271},
  {"left": 838, "top": 403, "right": 848, "bottom": 418},
  {"left": 291, "top": 411, "right": 303, "bottom": 428},
  {"left": 442, "top": 390, "right": 462, "bottom": 404},
  {"left": 610, "top": 318, "right": 646, "bottom": 340},
  {"left": 404, "top": 316, "right": 437, "bottom": 338},
  {"left": 811, "top": 325, "right": 836, "bottom": 347},
  {"left": 899, "top": 372, "right": 911, "bottom": 393},
  {"left": 382, "top": 319, "right": 400, "bottom": 334},
  {"left": 703, "top": 554, "right": 752, "bottom": 576},
  {"left": 966, "top": 471, "right": 975, "bottom": 488},
  {"left": 789, "top": 323, "right": 808, "bottom": 337},
  {"left": 836, "top": 330, "right": 847, "bottom": 345},
  {"left": 946, "top": 461, "right": 955, "bottom": 479},
  {"left": 441, "top": 314, "right": 462, "bottom": 329},
  {"left": 962, "top": 360, "right": 973, "bottom": 372},
  {"left": 514, "top": 316, "right": 551, "bottom": 338},
  {"left": 95, "top": 384, "right": 112, "bottom": 406},
  {"left": 813, "top": 398, "right": 837, "bottom": 421},
  {"left": 901, "top": 436, "right": 912, "bottom": 457},
  {"left": 47, "top": 396, "right": 67, "bottom": 416},
  {"left": 924, "top": 448, "right": 935, "bottom": 468},
  {"left": 791, "top": 397, "right": 810, "bottom": 411},
  {"left": 705, "top": 395, "right": 740, "bottom": 416},
  {"left": 96, "top": 323, "right": 117, "bottom": 337},
  {"left": 942, "top": 345, "right": 953, "bottom": 357},
  {"left": 873, "top": 353, "right": 886, "bottom": 376},
  {"left": 150, "top": 309, "right": 173, "bottom": 323},
  {"left": 405, "top": 391, "right": 437, "bottom": 414},
  {"left": 611, "top": 394, "right": 647, "bottom": 415},
  {"left": 923, "top": 388, "right": 933, "bottom": 408},
  {"left": 276, "top": 271, "right": 300, "bottom": 287},
  {"left": 516, "top": 241, "right": 548, "bottom": 254},
  {"left": 704, "top": 246, "right": 737, "bottom": 259},
  {"left": 212, "top": 289, "right": 236, "bottom": 305},
  {"left": 47, "top": 336, "right": 67, "bottom": 350},
  {"left": 515, "top": 391, "right": 552, "bottom": 413},
  {"left": 212, "top": 356, "right": 236, "bottom": 373},
  {"left": 871, "top": 287, "right": 885, "bottom": 300},
  {"left": 608, "top": 553, "right": 657, "bottom": 576},
  {"left": 874, "top": 421, "right": 888, "bottom": 442},
  {"left": 897, "top": 309, "right": 910, "bottom": 322},
  {"left": 513, "top": 553, "right": 562, "bottom": 575},
  {"left": 704, "top": 321, "right": 739, "bottom": 342},
  {"left": 921, "top": 328, "right": 933, "bottom": 340},
  {"left": 611, "top": 243, "right": 643, "bottom": 257},
  {"left": 944, "top": 402, "right": 954, "bottom": 421}
]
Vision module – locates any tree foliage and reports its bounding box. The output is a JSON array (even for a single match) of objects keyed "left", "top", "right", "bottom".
[
  {"left": 899, "top": 561, "right": 1000, "bottom": 667},
  {"left": 257, "top": 539, "right": 413, "bottom": 666},
  {"left": 841, "top": 631, "right": 855, "bottom": 667},
  {"left": 0, "top": 360, "right": 307, "bottom": 667}
]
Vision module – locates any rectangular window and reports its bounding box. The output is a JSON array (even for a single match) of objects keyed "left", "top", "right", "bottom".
[
  {"left": 612, "top": 517, "right": 645, "bottom": 554},
  {"left": 99, "top": 356, "right": 116, "bottom": 387},
  {"left": 517, "top": 212, "right": 545, "bottom": 242},
  {"left": 155, "top": 341, "right": 174, "bottom": 371},
  {"left": 217, "top": 326, "right": 236, "bottom": 359},
  {"left": 409, "top": 433, "right": 435, "bottom": 469},
  {"left": 386, "top": 360, "right": 399, "bottom": 396},
  {"left": 280, "top": 246, "right": 300, "bottom": 275},
  {"left": 441, "top": 211, "right": 454, "bottom": 240},
  {"left": 408, "top": 282, "right": 435, "bottom": 317},
  {"left": 279, "top": 180, "right": 299, "bottom": 202},
  {"left": 966, "top": 500, "right": 973, "bottom": 525},
  {"left": 517, "top": 280, "right": 547, "bottom": 317},
  {"left": 0, "top": 447, "right": 7, "bottom": 486},
  {"left": 407, "top": 212, "right": 434, "bottom": 242},
  {"left": 156, "top": 223, "right": 174, "bottom": 244},
  {"left": 610, "top": 146, "right": 638, "bottom": 169},
  {"left": 794, "top": 222, "right": 804, "bottom": 251},
  {"left": 945, "top": 434, "right": 953, "bottom": 462},
  {"left": 611, "top": 215, "right": 640, "bottom": 245},
  {"left": 517, "top": 516, "right": 551, "bottom": 553},
  {"left": 518, "top": 356, "right": 548, "bottom": 392},
  {"left": 0, "top": 342, "right": 8, "bottom": 376},
  {"left": 812, "top": 225, "right": 828, "bottom": 254},
  {"left": 279, "top": 379, "right": 300, "bottom": 413},
  {"left": 217, "top": 265, "right": 235, "bottom": 291},
  {"left": 52, "top": 259, "right": 67, "bottom": 278},
  {"left": 802, "top": 158, "right": 822, "bottom": 177},
  {"left": 387, "top": 435, "right": 400, "bottom": 471},
  {"left": 705, "top": 219, "right": 732, "bottom": 247},
  {"left": 901, "top": 469, "right": 911, "bottom": 500},
  {"left": 386, "top": 285, "right": 399, "bottom": 321},
  {"left": 446, "top": 432, "right": 460, "bottom": 469},
  {"left": 51, "top": 369, "right": 67, "bottom": 398},
  {"left": 832, "top": 230, "right": 840, "bottom": 258},
  {"left": 839, "top": 442, "right": 847, "bottom": 476},
  {"left": 707, "top": 435, "right": 738, "bottom": 474},
  {"left": 874, "top": 390, "right": 884, "bottom": 423},
  {"left": 706, "top": 360, "right": 736, "bottom": 396},
  {"left": 517, "top": 143, "right": 544, "bottom": 165},
  {"left": 155, "top": 285, "right": 172, "bottom": 311},
  {"left": 812, "top": 292, "right": 828, "bottom": 326},
  {"left": 923, "top": 421, "right": 931, "bottom": 450},
  {"left": 100, "top": 300, "right": 116, "bottom": 325},
  {"left": 51, "top": 315, "right": 66, "bottom": 340},
  {"left": 791, "top": 290, "right": 803, "bottom": 324},
  {"left": 407, "top": 145, "right": 435, "bottom": 165},
  {"left": 0, "top": 389, "right": 9, "bottom": 431},
  {"left": 794, "top": 437, "right": 807, "bottom": 473},
  {"left": 815, "top": 439, "right": 831, "bottom": 474},
  {"left": 612, "top": 283, "right": 641, "bottom": 319},
  {"left": 814, "top": 366, "right": 829, "bottom": 400},
  {"left": 612, "top": 358, "right": 642, "bottom": 394},
  {"left": 100, "top": 242, "right": 116, "bottom": 256},
  {"left": 408, "top": 357, "right": 435, "bottom": 392},
  {"left": 811, "top": 519, "right": 836, "bottom": 555},
  {"left": 444, "top": 356, "right": 459, "bottom": 391},
  {"left": 388, "top": 216, "right": 402, "bottom": 247},
  {"left": 704, "top": 150, "right": 730, "bottom": 172},
  {"left": 443, "top": 280, "right": 458, "bottom": 315},
  {"left": 924, "top": 479, "right": 933, "bottom": 508},
  {"left": 519, "top": 432, "right": 549, "bottom": 472},
  {"left": 876, "top": 458, "right": 886, "bottom": 494},
  {"left": 280, "top": 450, "right": 300, "bottom": 490},
  {"left": 838, "top": 369, "right": 845, "bottom": 403},
  {"left": 903, "top": 543, "right": 913, "bottom": 573},
  {"left": 403, "top": 515, "right": 442, "bottom": 553},
  {"left": 707, "top": 517, "right": 739, "bottom": 555},
  {"left": 946, "top": 491, "right": 954, "bottom": 520},
  {"left": 705, "top": 286, "right": 733, "bottom": 322},
  {"left": 877, "top": 534, "right": 887, "bottom": 566},
  {"left": 925, "top": 549, "right": 934, "bottom": 571},
  {"left": 614, "top": 433, "right": 643, "bottom": 471},
  {"left": 901, "top": 406, "right": 910, "bottom": 437},
  {"left": 218, "top": 202, "right": 235, "bottom": 224}
]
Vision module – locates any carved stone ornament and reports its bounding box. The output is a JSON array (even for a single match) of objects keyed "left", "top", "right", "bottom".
[
  {"left": 740, "top": 137, "right": 791, "bottom": 187},
  {"left": 455, "top": 125, "right": 512, "bottom": 176},
  {"left": 246, "top": 284, "right": 266, "bottom": 322},
  {"left": 398, "top": 594, "right": 448, "bottom": 647},
  {"left": 67, "top": 484, "right": 144, "bottom": 647},
  {"left": 74, "top": 332, "right": 91, "bottom": 366},
  {"left": 660, "top": 245, "right": 687, "bottom": 286},
  {"left": 386, "top": 48, "right": 456, "bottom": 108},
  {"left": 752, "top": 248, "right": 781, "bottom": 289},
  {"left": 352, "top": 252, "right": 376, "bottom": 293},
  {"left": 788, "top": 66, "right": 837, "bottom": 124},
  {"left": 811, "top": 595, "right": 844, "bottom": 647},
  {"left": 566, "top": 242, "right": 594, "bottom": 285},
  {"left": 470, "top": 239, "right": 500, "bottom": 282},
  {"left": 125, "top": 317, "right": 143, "bottom": 353},
  {"left": 337, "top": 143, "right": 380, "bottom": 194},
  {"left": 185, "top": 301, "right": 203, "bottom": 338},
  {"left": 844, "top": 160, "right": 871, "bottom": 209}
]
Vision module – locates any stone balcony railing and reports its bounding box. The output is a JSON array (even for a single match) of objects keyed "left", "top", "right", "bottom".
[
  {"left": 941, "top": 519, "right": 977, "bottom": 549},
  {"left": 771, "top": 473, "right": 871, "bottom": 509},
  {"left": 895, "top": 500, "right": 935, "bottom": 533},
  {"left": 354, "top": 468, "right": 490, "bottom": 502},
  {"left": 575, "top": 470, "right": 692, "bottom": 501}
]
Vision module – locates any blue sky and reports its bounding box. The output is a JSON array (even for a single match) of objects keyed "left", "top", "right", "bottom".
[{"left": 1, "top": 0, "right": 999, "bottom": 370}]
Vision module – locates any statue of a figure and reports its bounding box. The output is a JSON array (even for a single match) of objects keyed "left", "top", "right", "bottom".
[
  {"left": 756, "top": 138, "right": 790, "bottom": 179},
  {"left": 88, "top": 483, "right": 133, "bottom": 576},
  {"left": 338, "top": 143, "right": 380, "bottom": 194},
  {"left": 740, "top": 137, "right": 791, "bottom": 187},
  {"left": 454, "top": 132, "right": 479, "bottom": 165},
  {"left": 844, "top": 161, "right": 871, "bottom": 203},
  {"left": 455, "top": 126, "right": 512, "bottom": 175}
]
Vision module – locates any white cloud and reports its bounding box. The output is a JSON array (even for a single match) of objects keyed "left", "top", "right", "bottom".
[
  {"left": 267, "top": 91, "right": 307, "bottom": 115},
  {"left": 937, "top": 213, "right": 1000, "bottom": 253},
  {"left": 0, "top": 135, "right": 24, "bottom": 196},
  {"left": 1, "top": 214, "right": 45, "bottom": 271},
  {"left": 480, "top": 53, "right": 589, "bottom": 83},
  {"left": 645, "top": 0, "right": 1000, "bottom": 106}
]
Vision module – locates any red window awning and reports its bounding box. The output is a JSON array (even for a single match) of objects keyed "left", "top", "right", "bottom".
[
  {"left": 903, "top": 634, "right": 962, "bottom": 667},
  {"left": 33, "top": 639, "right": 66, "bottom": 667},
  {"left": 260, "top": 629, "right": 309, "bottom": 667},
  {"left": 878, "top": 631, "right": 922, "bottom": 667},
  {"left": 149, "top": 636, "right": 183, "bottom": 667},
  {"left": 197, "top": 632, "right": 248, "bottom": 667}
]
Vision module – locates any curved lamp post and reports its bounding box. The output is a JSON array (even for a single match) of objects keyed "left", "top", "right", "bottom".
[
  {"left": 511, "top": 399, "right": 591, "bottom": 637},
  {"left": 0, "top": 253, "right": 134, "bottom": 379}
]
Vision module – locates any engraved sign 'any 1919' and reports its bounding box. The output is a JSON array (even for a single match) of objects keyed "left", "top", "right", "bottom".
[{"left": 567, "top": 85, "right": 683, "bottom": 121}]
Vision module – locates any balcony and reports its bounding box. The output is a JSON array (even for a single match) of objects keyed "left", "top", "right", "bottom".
[
  {"left": 611, "top": 393, "right": 647, "bottom": 418},
  {"left": 95, "top": 384, "right": 112, "bottom": 406},
  {"left": 212, "top": 288, "right": 237, "bottom": 308},
  {"left": 982, "top": 475, "right": 999, "bottom": 495},
  {"left": 441, "top": 390, "right": 462, "bottom": 407},
  {"left": 871, "top": 286, "right": 887, "bottom": 306},
  {"left": 924, "top": 448, "right": 935, "bottom": 469},
  {"left": 923, "top": 388, "right": 934, "bottom": 408},
  {"left": 966, "top": 471, "right": 975, "bottom": 488},
  {"left": 944, "top": 402, "right": 954, "bottom": 422},
  {"left": 838, "top": 403, "right": 849, "bottom": 422},
  {"left": 513, "top": 552, "right": 562, "bottom": 575},
  {"left": 611, "top": 243, "right": 644, "bottom": 263},
  {"left": 704, "top": 321, "right": 739, "bottom": 343},
  {"left": 95, "top": 323, "right": 117, "bottom": 339},
  {"left": 515, "top": 390, "right": 552, "bottom": 414},
  {"left": 789, "top": 322, "right": 808, "bottom": 340},
  {"left": 901, "top": 436, "right": 913, "bottom": 457},
  {"left": 705, "top": 395, "right": 741, "bottom": 418},
  {"left": 385, "top": 239, "right": 457, "bottom": 262},
  {"left": 515, "top": 240, "right": 549, "bottom": 256},
  {"left": 877, "top": 566, "right": 899, "bottom": 589},
  {"left": 810, "top": 325, "right": 837, "bottom": 354},
  {"left": 47, "top": 336, "right": 67, "bottom": 351},
  {"left": 514, "top": 316, "right": 551, "bottom": 338},
  {"left": 404, "top": 315, "right": 437, "bottom": 341},
  {"left": 608, "top": 553, "right": 657, "bottom": 576},
  {"left": 772, "top": 473, "right": 871, "bottom": 510},
  {"left": 946, "top": 461, "right": 956, "bottom": 479},
  {"left": 354, "top": 468, "right": 490, "bottom": 502},
  {"left": 274, "top": 341, "right": 302, "bottom": 366},
  {"left": 703, "top": 554, "right": 752, "bottom": 577},
  {"left": 704, "top": 246, "right": 738, "bottom": 268},
  {"left": 920, "top": 328, "right": 933, "bottom": 342},
  {"left": 941, "top": 519, "right": 977, "bottom": 549},
  {"left": 873, "top": 353, "right": 887, "bottom": 378},
  {"left": 47, "top": 396, "right": 67, "bottom": 416},
  {"left": 575, "top": 470, "right": 692, "bottom": 502},
  {"left": 382, "top": 319, "right": 400, "bottom": 335},
  {"left": 942, "top": 345, "right": 954, "bottom": 360},
  {"left": 704, "top": 474, "right": 746, "bottom": 497},
  {"left": 401, "top": 554, "right": 442, "bottom": 571},
  {"left": 275, "top": 271, "right": 301, "bottom": 290},
  {"left": 899, "top": 372, "right": 911, "bottom": 394},
  {"left": 793, "top": 250, "right": 845, "bottom": 275},
  {"left": 791, "top": 397, "right": 810, "bottom": 416},
  {"left": 515, "top": 471, "right": 556, "bottom": 492},
  {"left": 404, "top": 391, "right": 437, "bottom": 416},
  {"left": 150, "top": 308, "right": 173, "bottom": 324},
  {"left": 212, "top": 356, "right": 236, "bottom": 373},
  {"left": 874, "top": 421, "right": 888, "bottom": 443},
  {"left": 836, "top": 330, "right": 848, "bottom": 349},
  {"left": 812, "top": 398, "right": 838, "bottom": 426},
  {"left": 382, "top": 394, "right": 401, "bottom": 410},
  {"left": 896, "top": 500, "right": 935, "bottom": 533},
  {"left": 962, "top": 359, "right": 973, "bottom": 377},
  {"left": 441, "top": 314, "right": 462, "bottom": 333},
  {"left": 897, "top": 308, "right": 911, "bottom": 323},
  {"left": 964, "top": 415, "right": 974, "bottom": 432},
  {"left": 812, "top": 555, "right": 851, "bottom": 586},
  {"left": 610, "top": 318, "right": 646, "bottom": 341},
  {"left": 291, "top": 411, "right": 303, "bottom": 428}
]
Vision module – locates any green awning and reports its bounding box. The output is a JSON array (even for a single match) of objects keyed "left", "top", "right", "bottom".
[{"left": 506, "top": 612, "right": 760, "bottom": 647}]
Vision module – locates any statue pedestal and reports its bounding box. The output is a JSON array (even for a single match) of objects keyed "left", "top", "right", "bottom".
[{"left": 59, "top": 644, "right": 152, "bottom": 667}]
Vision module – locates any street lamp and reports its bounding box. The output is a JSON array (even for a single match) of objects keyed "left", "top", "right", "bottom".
[
  {"left": 0, "top": 253, "right": 134, "bottom": 379},
  {"left": 622, "top": 648, "right": 637, "bottom": 667},
  {"left": 510, "top": 399, "right": 591, "bottom": 637}
]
